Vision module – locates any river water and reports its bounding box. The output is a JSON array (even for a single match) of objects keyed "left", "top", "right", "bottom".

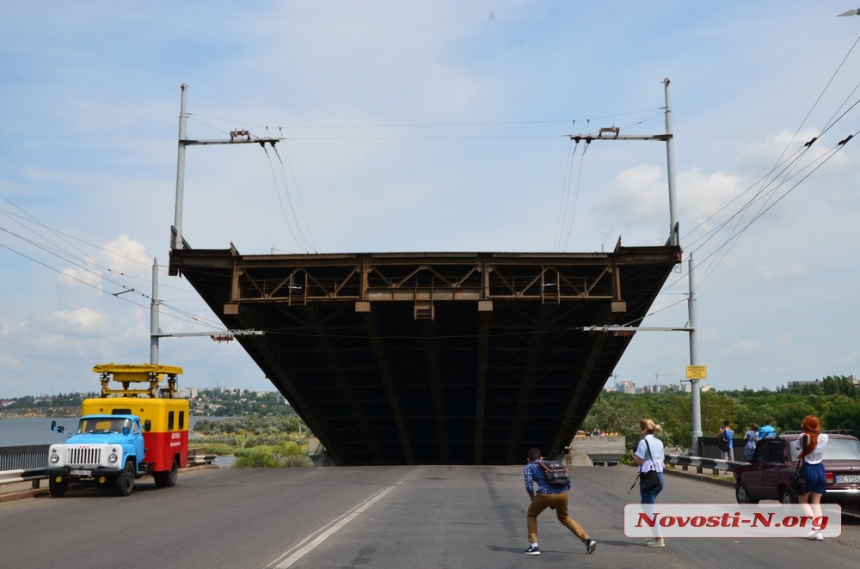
[{"left": 0, "top": 417, "right": 79, "bottom": 446}]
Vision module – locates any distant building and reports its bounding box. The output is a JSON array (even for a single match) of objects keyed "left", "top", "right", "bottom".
[
  {"left": 643, "top": 383, "right": 684, "bottom": 394},
  {"left": 617, "top": 380, "right": 636, "bottom": 394},
  {"left": 178, "top": 387, "right": 199, "bottom": 399}
]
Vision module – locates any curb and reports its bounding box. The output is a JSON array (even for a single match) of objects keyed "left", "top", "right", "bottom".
[
  {"left": 663, "top": 466, "right": 735, "bottom": 487},
  {"left": 0, "top": 464, "right": 220, "bottom": 503}
]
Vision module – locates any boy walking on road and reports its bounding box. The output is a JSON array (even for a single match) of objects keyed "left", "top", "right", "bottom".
[{"left": 523, "top": 447, "right": 597, "bottom": 556}]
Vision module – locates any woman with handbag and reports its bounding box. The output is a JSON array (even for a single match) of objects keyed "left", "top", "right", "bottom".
[
  {"left": 630, "top": 418, "right": 666, "bottom": 548},
  {"left": 795, "top": 415, "right": 829, "bottom": 541}
]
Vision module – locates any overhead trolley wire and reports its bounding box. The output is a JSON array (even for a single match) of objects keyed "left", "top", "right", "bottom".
[
  {"left": 187, "top": 107, "right": 664, "bottom": 132},
  {"left": 0, "top": 196, "right": 230, "bottom": 333},
  {"left": 670, "top": 32, "right": 860, "bottom": 297},
  {"left": 260, "top": 143, "right": 315, "bottom": 253}
]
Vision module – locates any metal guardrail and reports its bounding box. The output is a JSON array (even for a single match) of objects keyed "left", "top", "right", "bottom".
[
  {"left": 0, "top": 445, "right": 49, "bottom": 470},
  {"left": 665, "top": 454, "right": 745, "bottom": 476},
  {"left": 0, "top": 445, "right": 50, "bottom": 489},
  {"left": 187, "top": 454, "right": 217, "bottom": 466},
  {"left": 0, "top": 445, "right": 217, "bottom": 492}
]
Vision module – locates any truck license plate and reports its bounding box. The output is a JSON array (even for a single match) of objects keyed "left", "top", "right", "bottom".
[
  {"left": 835, "top": 475, "right": 860, "bottom": 483},
  {"left": 70, "top": 469, "right": 92, "bottom": 477}
]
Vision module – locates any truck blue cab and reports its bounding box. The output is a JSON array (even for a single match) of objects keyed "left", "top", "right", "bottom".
[{"left": 47, "top": 414, "right": 149, "bottom": 497}]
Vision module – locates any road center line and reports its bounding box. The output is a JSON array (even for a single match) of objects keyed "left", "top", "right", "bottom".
[{"left": 272, "top": 485, "right": 396, "bottom": 568}]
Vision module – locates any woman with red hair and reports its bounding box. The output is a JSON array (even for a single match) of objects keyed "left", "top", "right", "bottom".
[{"left": 795, "top": 414, "right": 828, "bottom": 540}]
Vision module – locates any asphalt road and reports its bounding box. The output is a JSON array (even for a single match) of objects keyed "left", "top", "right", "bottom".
[{"left": 1, "top": 465, "right": 859, "bottom": 568}]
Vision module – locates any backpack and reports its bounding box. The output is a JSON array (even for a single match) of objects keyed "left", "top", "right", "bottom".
[
  {"left": 718, "top": 431, "right": 730, "bottom": 452},
  {"left": 539, "top": 460, "right": 571, "bottom": 487}
]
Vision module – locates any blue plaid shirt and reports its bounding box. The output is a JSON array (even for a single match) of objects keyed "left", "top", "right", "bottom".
[{"left": 524, "top": 459, "right": 570, "bottom": 495}]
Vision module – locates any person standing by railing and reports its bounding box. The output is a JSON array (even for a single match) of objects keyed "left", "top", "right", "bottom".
[
  {"left": 758, "top": 418, "right": 776, "bottom": 439},
  {"left": 718, "top": 420, "right": 734, "bottom": 462},
  {"left": 743, "top": 423, "right": 759, "bottom": 462}
]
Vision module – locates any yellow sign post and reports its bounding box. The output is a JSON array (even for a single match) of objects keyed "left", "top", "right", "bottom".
[{"left": 686, "top": 365, "right": 707, "bottom": 380}]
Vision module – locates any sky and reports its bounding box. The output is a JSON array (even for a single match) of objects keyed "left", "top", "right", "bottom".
[{"left": 1, "top": 1, "right": 859, "bottom": 398}]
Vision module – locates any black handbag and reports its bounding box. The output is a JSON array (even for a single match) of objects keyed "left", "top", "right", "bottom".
[
  {"left": 629, "top": 438, "right": 662, "bottom": 493},
  {"left": 791, "top": 458, "right": 806, "bottom": 495},
  {"left": 640, "top": 470, "right": 662, "bottom": 492}
]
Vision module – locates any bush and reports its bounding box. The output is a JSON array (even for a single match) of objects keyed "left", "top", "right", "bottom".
[
  {"left": 191, "top": 443, "right": 235, "bottom": 456},
  {"left": 231, "top": 443, "right": 312, "bottom": 468},
  {"left": 244, "top": 434, "right": 286, "bottom": 448},
  {"left": 196, "top": 434, "right": 242, "bottom": 448},
  {"left": 233, "top": 447, "right": 284, "bottom": 468}
]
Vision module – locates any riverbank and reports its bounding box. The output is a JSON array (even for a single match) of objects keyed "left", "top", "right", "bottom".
[{"left": 0, "top": 407, "right": 79, "bottom": 419}]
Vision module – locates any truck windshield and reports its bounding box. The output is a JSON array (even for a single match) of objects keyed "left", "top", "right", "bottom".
[{"left": 76, "top": 418, "right": 133, "bottom": 434}]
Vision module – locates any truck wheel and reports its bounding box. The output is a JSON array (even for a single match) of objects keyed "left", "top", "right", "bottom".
[
  {"left": 49, "top": 477, "right": 68, "bottom": 498},
  {"left": 116, "top": 460, "right": 135, "bottom": 496},
  {"left": 165, "top": 458, "right": 178, "bottom": 487},
  {"left": 154, "top": 458, "right": 179, "bottom": 488}
]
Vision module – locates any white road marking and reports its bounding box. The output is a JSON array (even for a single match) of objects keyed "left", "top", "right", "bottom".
[{"left": 271, "top": 485, "right": 396, "bottom": 568}]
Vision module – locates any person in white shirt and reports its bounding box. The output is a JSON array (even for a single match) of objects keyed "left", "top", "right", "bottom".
[
  {"left": 630, "top": 418, "right": 666, "bottom": 548},
  {"left": 795, "top": 414, "right": 828, "bottom": 541}
]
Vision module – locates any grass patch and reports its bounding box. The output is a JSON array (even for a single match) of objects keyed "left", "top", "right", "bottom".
[{"left": 233, "top": 442, "right": 312, "bottom": 468}]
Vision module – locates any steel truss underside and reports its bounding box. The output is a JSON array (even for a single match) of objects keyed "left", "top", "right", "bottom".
[{"left": 169, "top": 243, "right": 682, "bottom": 466}]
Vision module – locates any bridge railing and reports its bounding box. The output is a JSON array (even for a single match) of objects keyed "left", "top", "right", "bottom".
[
  {"left": 665, "top": 454, "right": 745, "bottom": 476},
  {"left": 0, "top": 445, "right": 50, "bottom": 489},
  {"left": 0, "top": 445, "right": 218, "bottom": 491}
]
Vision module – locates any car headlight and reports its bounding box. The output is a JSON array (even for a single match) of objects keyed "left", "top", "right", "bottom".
[
  {"left": 50, "top": 454, "right": 60, "bottom": 464},
  {"left": 108, "top": 454, "right": 118, "bottom": 463}
]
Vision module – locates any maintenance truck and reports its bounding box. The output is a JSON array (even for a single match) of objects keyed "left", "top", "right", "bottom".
[{"left": 46, "top": 364, "right": 190, "bottom": 497}]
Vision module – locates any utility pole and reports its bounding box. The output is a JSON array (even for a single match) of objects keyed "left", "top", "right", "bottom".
[
  {"left": 171, "top": 83, "right": 280, "bottom": 251},
  {"left": 575, "top": 79, "right": 706, "bottom": 455},
  {"left": 150, "top": 258, "right": 264, "bottom": 364},
  {"left": 157, "top": 83, "right": 268, "bottom": 364},
  {"left": 569, "top": 78, "right": 679, "bottom": 246},
  {"left": 688, "top": 253, "right": 703, "bottom": 452},
  {"left": 150, "top": 258, "right": 160, "bottom": 364}
]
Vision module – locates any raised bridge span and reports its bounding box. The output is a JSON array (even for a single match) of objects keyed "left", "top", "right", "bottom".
[{"left": 169, "top": 241, "right": 681, "bottom": 466}]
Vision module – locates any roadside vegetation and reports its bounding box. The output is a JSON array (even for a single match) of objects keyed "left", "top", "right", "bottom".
[
  {"left": 582, "top": 375, "right": 860, "bottom": 454},
  {"left": 6, "top": 376, "right": 857, "bottom": 466},
  {"left": 190, "top": 415, "right": 313, "bottom": 468}
]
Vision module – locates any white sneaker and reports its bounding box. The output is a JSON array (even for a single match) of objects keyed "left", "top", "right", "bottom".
[
  {"left": 646, "top": 539, "right": 666, "bottom": 548},
  {"left": 806, "top": 532, "right": 823, "bottom": 541}
]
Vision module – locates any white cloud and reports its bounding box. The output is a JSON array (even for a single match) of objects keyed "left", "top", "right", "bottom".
[{"left": 51, "top": 308, "right": 110, "bottom": 335}]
